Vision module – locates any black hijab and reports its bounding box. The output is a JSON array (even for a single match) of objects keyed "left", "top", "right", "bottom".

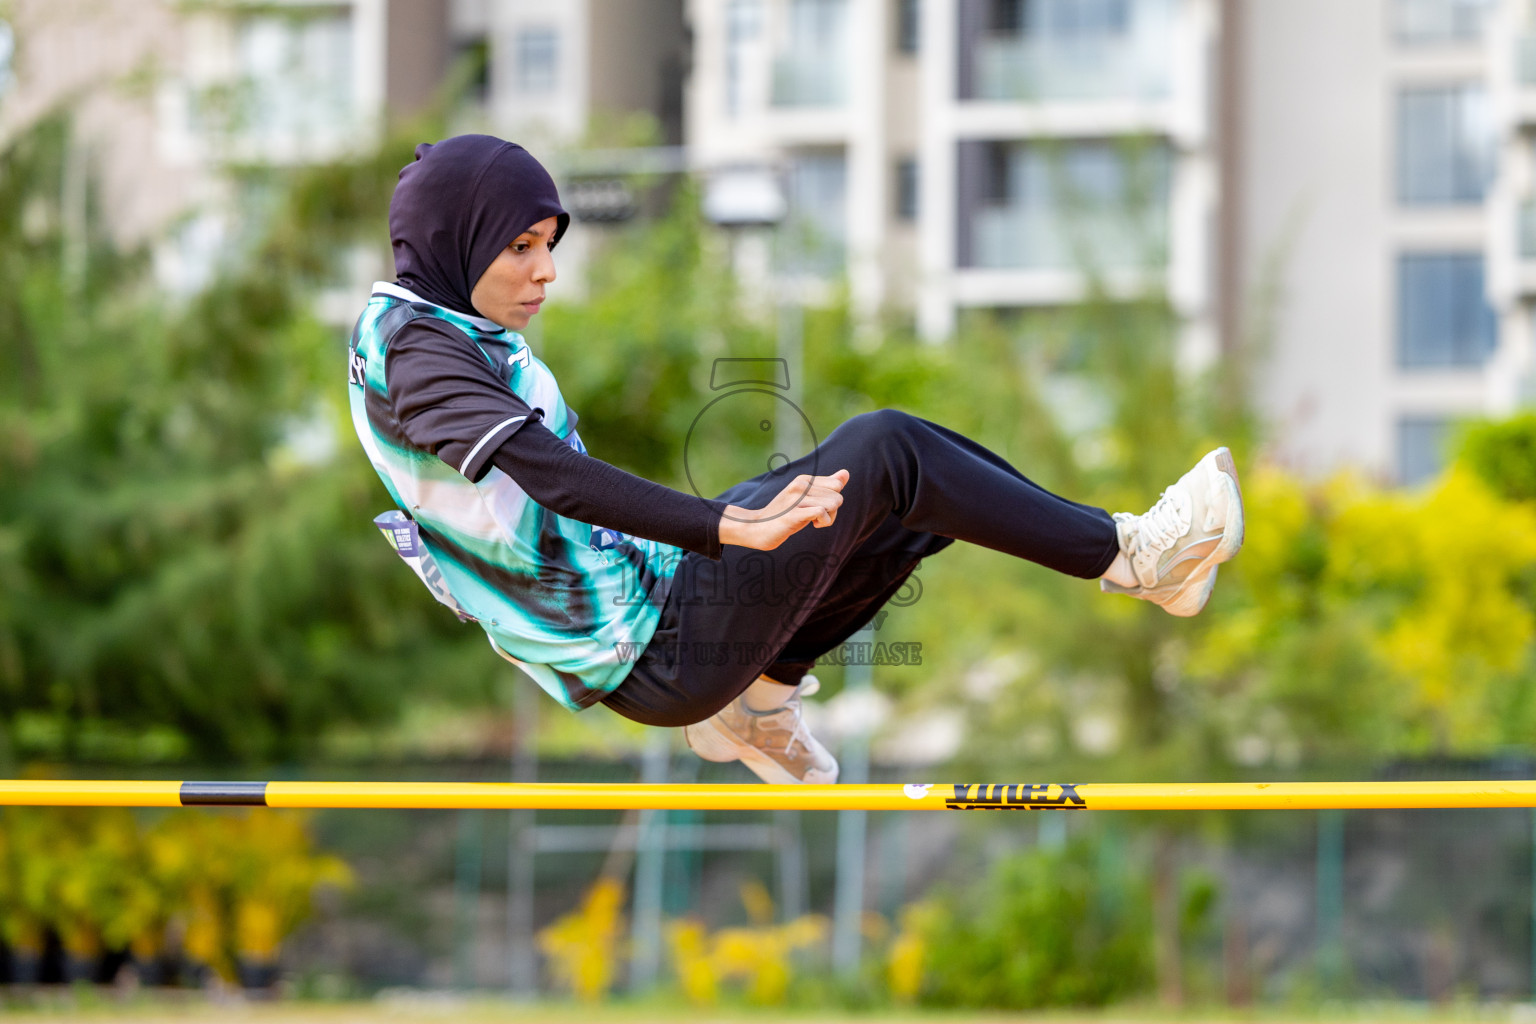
[{"left": 389, "top": 134, "right": 570, "bottom": 317}]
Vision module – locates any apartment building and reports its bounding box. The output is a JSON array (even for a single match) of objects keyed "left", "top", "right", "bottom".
[
  {"left": 687, "top": 0, "right": 893, "bottom": 317},
  {"left": 466, "top": 0, "right": 686, "bottom": 148},
  {"left": 686, "top": 0, "right": 1221, "bottom": 388},
  {"left": 686, "top": 0, "right": 1536, "bottom": 484},
  {"left": 0, "top": 0, "right": 423, "bottom": 299},
  {"left": 0, "top": 0, "right": 684, "bottom": 304}
]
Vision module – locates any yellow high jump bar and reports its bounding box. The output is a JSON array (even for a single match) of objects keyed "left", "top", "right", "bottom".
[{"left": 0, "top": 780, "right": 1533, "bottom": 811}]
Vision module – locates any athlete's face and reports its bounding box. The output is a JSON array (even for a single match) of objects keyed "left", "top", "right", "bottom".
[{"left": 470, "top": 215, "right": 559, "bottom": 331}]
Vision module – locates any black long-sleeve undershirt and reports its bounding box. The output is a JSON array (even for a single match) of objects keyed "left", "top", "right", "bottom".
[
  {"left": 385, "top": 318, "right": 729, "bottom": 560},
  {"left": 488, "top": 422, "right": 730, "bottom": 560}
]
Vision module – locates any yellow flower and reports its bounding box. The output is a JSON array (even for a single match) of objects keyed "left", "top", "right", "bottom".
[
  {"left": 888, "top": 901, "right": 941, "bottom": 1003},
  {"left": 537, "top": 877, "right": 626, "bottom": 1002},
  {"left": 665, "top": 919, "right": 717, "bottom": 1005}
]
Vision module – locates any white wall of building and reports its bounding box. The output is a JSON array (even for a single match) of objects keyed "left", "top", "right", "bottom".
[{"left": 1239, "top": 0, "right": 1400, "bottom": 476}]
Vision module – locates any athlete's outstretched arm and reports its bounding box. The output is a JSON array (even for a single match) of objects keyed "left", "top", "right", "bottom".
[
  {"left": 488, "top": 428, "right": 844, "bottom": 555},
  {"left": 489, "top": 426, "right": 844, "bottom": 556},
  {"left": 488, "top": 422, "right": 729, "bottom": 556},
  {"left": 386, "top": 320, "right": 843, "bottom": 557}
]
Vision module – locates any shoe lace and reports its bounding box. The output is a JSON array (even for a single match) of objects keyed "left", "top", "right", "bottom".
[
  {"left": 774, "top": 676, "right": 819, "bottom": 758},
  {"left": 1116, "top": 488, "right": 1190, "bottom": 559}
]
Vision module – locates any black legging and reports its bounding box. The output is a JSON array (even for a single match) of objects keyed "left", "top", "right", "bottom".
[{"left": 601, "top": 409, "right": 1119, "bottom": 727}]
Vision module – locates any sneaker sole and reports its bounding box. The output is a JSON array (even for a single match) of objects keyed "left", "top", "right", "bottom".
[
  {"left": 1100, "top": 565, "right": 1217, "bottom": 617},
  {"left": 682, "top": 716, "right": 838, "bottom": 785},
  {"left": 1213, "top": 447, "right": 1245, "bottom": 558},
  {"left": 1163, "top": 564, "right": 1219, "bottom": 617}
]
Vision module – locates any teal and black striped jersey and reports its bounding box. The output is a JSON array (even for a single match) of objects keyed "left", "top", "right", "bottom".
[{"left": 347, "top": 282, "right": 687, "bottom": 709}]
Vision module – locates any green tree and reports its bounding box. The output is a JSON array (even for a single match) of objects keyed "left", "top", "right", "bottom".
[{"left": 0, "top": 115, "right": 508, "bottom": 762}]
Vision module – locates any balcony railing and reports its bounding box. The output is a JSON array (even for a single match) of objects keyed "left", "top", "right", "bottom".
[
  {"left": 770, "top": 56, "right": 846, "bottom": 108},
  {"left": 971, "top": 33, "right": 1171, "bottom": 103},
  {"left": 971, "top": 204, "right": 1167, "bottom": 272}
]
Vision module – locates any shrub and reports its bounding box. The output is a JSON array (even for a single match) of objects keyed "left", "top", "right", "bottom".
[
  {"left": 1458, "top": 413, "right": 1536, "bottom": 502},
  {"left": 0, "top": 806, "right": 350, "bottom": 985},
  {"left": 918, "top": 838, "right": 1154, "bottom": 1008}
]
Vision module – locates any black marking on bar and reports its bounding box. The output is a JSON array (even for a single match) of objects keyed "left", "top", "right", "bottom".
[
  {"left": 179, "top": 781, "right": 269, "bottom": 806},
  {"left": 944, "top": 783, "right": 1087, "bottom": 810}
]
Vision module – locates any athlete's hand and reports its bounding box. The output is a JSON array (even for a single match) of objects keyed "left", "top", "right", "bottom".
[{"left": 719, "top": 469, "right": 849, "bottom": 551}]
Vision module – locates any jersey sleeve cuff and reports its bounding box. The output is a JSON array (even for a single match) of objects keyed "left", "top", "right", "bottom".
[
  {"left": 701, "top": 498, "right": 731, "bottom": 561},
  {"left": 461, "top": 414, "right": 537, "bottom": 482}
]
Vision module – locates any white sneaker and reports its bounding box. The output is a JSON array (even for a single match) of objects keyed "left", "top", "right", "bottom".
[
  {"left": 1100, "top": 447, "right": 1244, "bottom": 617},
  {"left": 683, "top": 675, "right": 840, "bottom": 784}
]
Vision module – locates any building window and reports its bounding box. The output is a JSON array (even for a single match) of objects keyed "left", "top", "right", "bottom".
[
  {"left": 1397, "top": 253, "right": 1496, "bottom": 368},
  {"left": 1397, "top": 84, "right": 1492, "bottom": 205},
  {"left": 896, "top": 0, "right": 921, "bottom": 53},
  {"left": 1398, "top": 416, "right": 1451, "bottom": 486},
  {"left": 1029, "top": 0, "right": 1130, "bottom": 37},
  {"left": 515, "top": 28, "right": 559, "bottom": 93},
  {"left": 726, "top": 0, "right": 763, "bottom": 117},
  {"left": 206, "top": 11, "right": 356, "bottom": 158},
  {"left": 782, "top": 150, "right": 847, "bottom": 273},
  {"left": 0, "top": 20, "right": 12, "bottom": 103},
  {"left": 964, "top": 0, "right": 1171, "bottom": 102},
  {"left": 1393, "top": 0, "right": 1491, "bottom": 44},
  {"left": 960, "top": 139, "right": 1170, "bottom": 270},
  {"left": 985, "top": 0, "right": 1133, "bottom": 37},
  {"left": 1521, "top": 194, "right": 1536, "bottom": 260},
  {"left": 154, "top": 212, "right": 228, "bottom": 298},
  {"left": 987, "top": 0, "right": 1024, "bottom": 33},
  {"left": 895, "top": 157, "right": 919, "bottom": 221},
  {"left": 772, "top": 0, "right": 848, "bottom": 107}
]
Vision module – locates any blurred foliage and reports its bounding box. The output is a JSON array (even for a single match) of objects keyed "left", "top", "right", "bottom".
[
  {"left": 1188, "top": 465, "right": 1536, "bottom": 758},
  {"left": 0, "top": 805, "right": 347, "bottom": 982},
  {"left": 1458, "top": 411, "right": 1536, "bottom": 503},
  {"left": 0, "top": 113, "right": 519, "bottom": 763},
  {"left": 916, "top": 837, "right": 1170, "bottom": 1008}
]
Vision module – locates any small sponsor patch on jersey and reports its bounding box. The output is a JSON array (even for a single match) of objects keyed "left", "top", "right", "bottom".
[{"left": 591, "top": 527, "right": 629, "bottom": 552}]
